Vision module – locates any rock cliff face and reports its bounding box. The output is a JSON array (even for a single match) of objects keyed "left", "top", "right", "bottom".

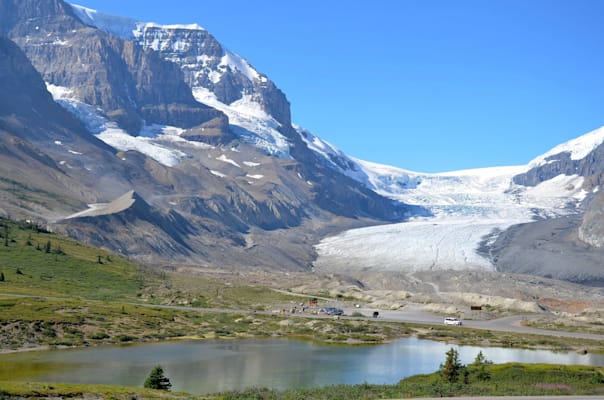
[
  {"left": 513, "top": 141, "right": 604, "bottom": 191},
  {"left": 578, "top": 190, "right": 604, "bottom": 248},
  {"left": 0, "top": 35, "right": 86, "bottom": 143},
  {"left": 0, "top": 35, "right": 121, "bottom": 217},
  {"left": 63, "top": 0, "right": 407, "bottom": 222},
  {"left": 136, "top": 25, "right": 291, "bottom": 127},
  {"left": 70, "top": 9, "right": 292, "bottom": 128},
  {"left": 0, "top": 0, "right": 226, "bottom": 134}
]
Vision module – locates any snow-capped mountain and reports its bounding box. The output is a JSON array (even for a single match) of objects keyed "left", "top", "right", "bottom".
[
  {"left": 1, "top": 0, "right": 603, "bottom": 283},
  {"left": 314, "top": 126, "right": 604, "bottom": 285}
]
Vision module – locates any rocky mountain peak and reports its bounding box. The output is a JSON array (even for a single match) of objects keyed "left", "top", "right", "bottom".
[
  {"left": 69, "top": 3, "right": 292, "bottom": 128},
  {"left": 1, "top": 0, "right": 228, "bottom": 135},
  {"left": 513, "top": 126, "right": 604, "bottom": 190},
  {"left": 0, "top": 0, "right": 80, "bottom": 36}
]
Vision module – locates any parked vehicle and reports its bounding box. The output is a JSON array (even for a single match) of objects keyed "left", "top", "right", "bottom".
[
  {"left": 320, "top": 307, "right": 344, "bottom": 316},
  {"left": 444, "top": 317, "right": 462, "bottom": 325}
]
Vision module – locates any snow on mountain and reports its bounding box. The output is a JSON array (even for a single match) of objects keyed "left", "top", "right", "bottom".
[
  {"left": 71, "top": 4, "right": 206, "bottom": 42},
  {"left": 46, "top": 83, "right": 189, "bottom": 167},
  {"left": 70, "top": 4, "right": 142, "bottom": 39},
  {"left": 528, "top": 125, "right": 604, "bottom": 168},
  {"left": 70, "top": 3, "right": 289, "bottom": 159},
  {"left": 193, "top": 87, "right": 291, "bottom": 158},
  {"left": 313, "top": 139, "right": 590, "bottom": 274}
]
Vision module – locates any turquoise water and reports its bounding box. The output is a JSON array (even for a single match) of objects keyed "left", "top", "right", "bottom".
[{"left": 2, "top": 338, "right": 603, "bottom": 394}]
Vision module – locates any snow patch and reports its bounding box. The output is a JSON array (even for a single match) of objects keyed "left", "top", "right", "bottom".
[
  {"left": 524, "top": 174, "right": 587, "bottom": 203},
  {"left": 210, "top": 170, "right": 226, "bottom": 178},
  {"left": 46, "top": 83, "right": 76, "bottom": 100},
  {"left": 65, "top": 203, "right": 105, "bottom": 219},
  {"left": 220, "top": 49, "right": 260, "bottom": 82},
  {"left": 97, "top": 127, "right": 185, "bottom": 167},
  {"left": 216, "top": 154, "right": 240, "bottom": 168},
  {"left": 193, "top": 87, "right": 291, "bottom": 158},
  {"left": 244, "top": 161, "right": 261, "bottom": 167},
  {"left": 246, "top": 174, "right": 263, "bottom": 180},
  {"left": 47, "top": 85, "right": 186, "bottom": 167},
  {"left": 70, "top": 4, "right": 140, "bottom": 39}
]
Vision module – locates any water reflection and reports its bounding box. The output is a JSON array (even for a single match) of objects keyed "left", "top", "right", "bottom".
[{"left": 1, "top": 338, "right": 602, "bottom": 394}]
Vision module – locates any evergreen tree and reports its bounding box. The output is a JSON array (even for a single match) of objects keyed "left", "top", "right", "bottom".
[
  {"left": 440, "top": 347, "right": 464, "bottom": 383},
  {"left": 144, "top": 365, "right": 172, "bottom": 391},
  {"left": 0, "top": 272, "right": 4, "bottom": 282},
  {"left": 44, "top": 240, "right": 52, "bottom": 253},
  {"left": 471, "top": 350, "right": 492, "bottom": 381}
]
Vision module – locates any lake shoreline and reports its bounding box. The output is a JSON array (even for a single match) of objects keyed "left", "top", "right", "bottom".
[{"left": 1, "top": 337, "right": 603, "bottom": 396}]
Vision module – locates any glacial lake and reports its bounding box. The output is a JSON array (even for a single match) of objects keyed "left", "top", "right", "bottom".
[{"left": 1, "top": 338, "right": 603, "bottom": 394}]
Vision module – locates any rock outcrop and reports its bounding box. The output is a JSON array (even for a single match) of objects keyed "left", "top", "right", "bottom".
[
  {"left": 578, "top": 190, "right": 604, "bottom": 248},
  {"left": 513, "top": 143, "right": 604, "bottom": 191}
]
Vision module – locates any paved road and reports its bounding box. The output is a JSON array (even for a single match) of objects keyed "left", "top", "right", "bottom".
[
  {"left": 146, "top": 301, "right": 604, "bottom": 342},
  {"left": 349, "top": 306, "right": 604, "bottom": 342}
]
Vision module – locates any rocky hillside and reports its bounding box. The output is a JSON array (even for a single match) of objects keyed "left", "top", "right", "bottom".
[
  {"left": 487, "top": 129, "right": 604, "bottom": 285},
  {"left": 578, "top": 190, "right": 604, "bottom": 248},
  {"left": 0, "top": 34, "right": 114, "bottom": 218}
]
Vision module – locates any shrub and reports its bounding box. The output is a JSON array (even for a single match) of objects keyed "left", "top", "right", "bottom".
[{"left": 470, "top": 350, "right": 493, "bottom": 381}]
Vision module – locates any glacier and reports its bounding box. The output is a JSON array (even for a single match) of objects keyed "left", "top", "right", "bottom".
[{"left": 314, "top": 161, "right": 589, "bottom": 274}]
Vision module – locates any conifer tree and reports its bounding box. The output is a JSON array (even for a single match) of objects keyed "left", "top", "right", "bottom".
[
  {"left": 471, "top": 350, "right": 492, "bottom": 381},
  {"left": 440, "top": 347, "right": 464, "bottom": 383},
  {"left": 144, "top": 365, "right": 172, "bottom": 391}
]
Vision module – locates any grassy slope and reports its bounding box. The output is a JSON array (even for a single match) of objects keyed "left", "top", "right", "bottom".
[{"left": 0, "top": 219, "right": 152, "bottom": 301}]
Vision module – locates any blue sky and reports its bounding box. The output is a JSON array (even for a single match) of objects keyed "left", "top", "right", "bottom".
[{"left": 72, "top": 0, "right": 604, "bottom": 172}]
